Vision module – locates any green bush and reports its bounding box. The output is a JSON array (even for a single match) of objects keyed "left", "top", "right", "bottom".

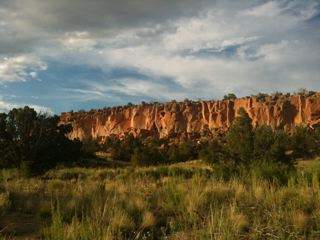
[
  {"left": 0, "top": 107, "right": 82, "bottom": 175},
  {"left": 226, "top": 108, "right": 254, "bottom": 164},
  {"left": 131, "top": 144, "right": 165, "bottom": 166},
  {"left": 291, "top": 125, "right": 317, "bottom": 159},
  {"left": 254, "top": 92, "right": 268, "bottom": 102},
  {"left": 103, "top": 134, "right": 142, "bottom": 162},
  {"left": 269, "top": 130, "right": 293, "bottom": 166},
  {"left": 253, "top": 125, "right": 275, "bottom": 161},
  {"left": 199, "top": 139, "right": 228, "bottom": 165},
  {"left": 201, "top": 110, "right": 302, "bottom": 179},
  {"left": 81, "top": 139, "right": 100, "bottom": 157},
  {"left": 250, "top": 161, "right": 295, "bottom": 184},
  {"left": 253, "top": 125, "right": 294, "bottom": 166},
  {"left": 223, "top": 93, "right": 237, "bottom": 100},
  {"left": 315, "top": 127, "right": 320, "bottom": 155},
  {"left": 167, "top": 140, "right": 197, "bottom": 163}
]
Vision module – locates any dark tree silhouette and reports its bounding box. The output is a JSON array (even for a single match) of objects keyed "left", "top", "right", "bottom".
[
  {"left": 0, "top": 106, "right": 81, "bottom": 175},
  {"left": 223, "top": 93, "right": 237, "bottom": 100},
  {"left": 226, "top": 108, "right": 254, "bottom": 164}
]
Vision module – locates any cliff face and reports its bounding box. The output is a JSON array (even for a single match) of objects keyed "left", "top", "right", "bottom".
[{"left": 60, "top": 93, "right": 320, "bottom": 141}]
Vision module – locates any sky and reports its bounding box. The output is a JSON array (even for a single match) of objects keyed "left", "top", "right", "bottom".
[{"left": 0, "top": 0, "right": 319, "bottom": 114}]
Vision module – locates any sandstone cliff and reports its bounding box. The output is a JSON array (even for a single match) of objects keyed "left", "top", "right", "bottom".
[{"left": 60, "top": 92, "right": 320, "bottom": 141}]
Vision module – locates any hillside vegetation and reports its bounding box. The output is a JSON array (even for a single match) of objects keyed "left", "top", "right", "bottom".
[{"left": 0, "top": 105, "right": 320, "bottom": 239}]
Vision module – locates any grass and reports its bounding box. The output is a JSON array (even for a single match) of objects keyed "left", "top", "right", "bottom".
[{"left": 0, "top": 159, "right": 320, "bottom": 239}]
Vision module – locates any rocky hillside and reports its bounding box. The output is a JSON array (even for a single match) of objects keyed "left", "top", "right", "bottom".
[{"left": 60, "top": 92, "right": 320, "bottom": 141}]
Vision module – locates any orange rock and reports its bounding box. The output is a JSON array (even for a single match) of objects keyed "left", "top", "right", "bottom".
[{"left": 60, "top": 92, "right": 320, "bottom": 140}]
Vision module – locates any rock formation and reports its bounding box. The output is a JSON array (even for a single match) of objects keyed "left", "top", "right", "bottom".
[{"left": 60, "top": 92, "right": 320, "bottom": 141}]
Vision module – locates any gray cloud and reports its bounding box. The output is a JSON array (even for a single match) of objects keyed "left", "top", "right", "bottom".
[
  {"left": 2, "top": 0, "right": 311, "bottom": 55},
  {"left": 5, "top": 0, "right": 217, "bottom": 29},
  {"left": 0, "top": 0, "right": 223, "bottom": 55},
  {"left": 0, "top": 0, "right": 319, "bottom": 112}
]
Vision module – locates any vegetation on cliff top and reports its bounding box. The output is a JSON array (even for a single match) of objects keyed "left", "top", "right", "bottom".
[{"left": 65, "top": 89, "right": 318, "bottom": 114}]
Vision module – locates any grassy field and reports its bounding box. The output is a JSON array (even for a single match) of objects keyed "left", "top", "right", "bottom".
[{"left": 1, "top": 159, "right": 320, "bottom": 239}]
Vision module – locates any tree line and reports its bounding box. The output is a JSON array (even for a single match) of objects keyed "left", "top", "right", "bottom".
[
  {"left": 90, "top": 108, "right": 320, "bottom": 175},
  {"left": 0, "top": 106, "right": 319, "bottom": 177}
]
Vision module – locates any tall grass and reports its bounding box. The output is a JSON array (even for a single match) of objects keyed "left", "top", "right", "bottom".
[{"left": 0, "top": 159, "right": 320, "bottom": 239}]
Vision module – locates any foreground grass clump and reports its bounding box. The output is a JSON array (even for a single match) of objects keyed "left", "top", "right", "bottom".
[{"left": 0, "top": 160, "right": 320, "bottom": 239}]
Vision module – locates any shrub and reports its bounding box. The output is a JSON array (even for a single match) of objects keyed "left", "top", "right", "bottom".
[
  {"left": 254, "top": 92, "right": 268, "bottom": 102},
  {"left": 165, "top": 140, "right": 197, "bottom": 164},
  {"left": 269, "top": 130, "right": 293, "bottom": 166},
  {"left": 315, "top": 127, "right": 320, "bottom": 155},
  {"left": 167, "top": 145, "right": 183, "bottom": 163},
  {"left": 295, "top": 88, "right": 316, "bottom": 97},
  {"left": 131, "top": 144, "right": 165, "bottom": 166},
  {"left": 0, "top": 107, "right": 82, "bottom": 175},
  {"left": 104, "top": 133, "right": 141, "bottom": 162},
  {"left": 223, "top": 93, "right": 237, "bottom": 100},
  {"left": 0, "top": 192, "right": 10, "bottom": 214},
  {"left": 226, "top": 108, "right": 254, "bottom": 164},
  {"left": 199, "top": 139, "right": 228, "bottom": 165},
  {"left": 202, "top": 111, "right": 299, "bottom": 179},
  {"left": 250, "top": 161, "right": 294, "bottom": 184},
  {"left": 291, "top": 125, "right": 317, "bottom": 159},
  {"left": 81, "top": 139, "right": 100, "bottom": 157},
  {"left": 253, "top": 125, "right": 296, "bottom": 167},
  {"left": 253, "top": 125, "right": 275, "bottom": 161}
]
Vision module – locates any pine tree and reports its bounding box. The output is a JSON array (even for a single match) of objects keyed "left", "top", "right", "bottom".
[{"left": 226, "top": 108, "right": 254, "bottom": 164}]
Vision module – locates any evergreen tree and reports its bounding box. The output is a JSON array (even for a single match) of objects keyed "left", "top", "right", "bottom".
[
  {"left": 291, "top": 125, "right": 317, "bottom": 158},
  {"left": 226, "top": 108, "right": 254, "bottom": 164},
  {"left": 0, "top": 107, "right": 81, "bottom": 174},
  {"left": 253, "top": 125, "right": 275, "bottom": 161}
]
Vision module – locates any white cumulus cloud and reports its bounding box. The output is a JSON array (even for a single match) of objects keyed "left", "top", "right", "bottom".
[{"left": 0, "top": 55, "right": 47, "bottom": 82}]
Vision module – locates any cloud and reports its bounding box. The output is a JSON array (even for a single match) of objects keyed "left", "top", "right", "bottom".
[
  {"left": 0, "top": 0, "right": 319, "bottom": 113},
  {"left": 34, "top": 0, "right": 318, "bottom": 106},
  {"left": 0, "top": 0, "right": 217, "bottom": 55},
  {"left": 244, "top": 1, "right": 282, "bottom": 18},
  {"left": 0, "top": 55, "right": 47, "bottom": 82},
  {"left": 0, "top": 99, "right": 53, "bottom": 114},
  {"left": 60, "top": 31, "right": 97, "bottom": 51},
  {"left": 95, "top": 1, "right": 320, "bottom": 97},
  {"left": 86, "top": 78, "right": 186, "bottom": 100},
  {"left": 162, "top": 11, "right": 260, "bottom": 53},
  {"left": 2, "top": 0, "right": 215, "bottom": 30}
]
